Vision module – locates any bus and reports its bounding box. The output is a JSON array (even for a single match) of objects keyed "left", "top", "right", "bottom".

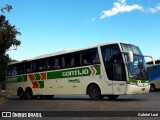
[
  {"left": 5, "top": 42, "right": 155, "bottom": 100},
  {"left": 147, "top": 60, "right": 160, "bottom": 91}
]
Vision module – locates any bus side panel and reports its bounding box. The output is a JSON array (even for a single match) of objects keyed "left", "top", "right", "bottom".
[
  {"left": 6, "top": 82, "right": 28, "bottom": 96},
  {"left": 41, "top": 80, "right": 54, "bottom": 95},
  {"left": 150, "top": 78, "right": 160, "bottom": 89},
  {"left": 148, "top": 65, "right": 160, "bottom": 89},
  {"left": 6, "top": 83, "right": 17, "bottom": 96},
  {"left": 80, "top": 76, "right": 102, "bottom": 94},
  {"left": 154, "top": 79, "right": 160, "bottom": 89},
  {"left": 67, "top": 77, "right": 82, "bottom": 94},
  {"left": 53, "top": 79, "right": 68, "bottom": 94}
]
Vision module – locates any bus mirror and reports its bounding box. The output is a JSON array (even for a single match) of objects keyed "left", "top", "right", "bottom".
[
  {"left": 128, "top": 51, "right": 133, "bottom": 63},
  {"left": 144, "top": 55, "right": 155, "bottom": 66}
]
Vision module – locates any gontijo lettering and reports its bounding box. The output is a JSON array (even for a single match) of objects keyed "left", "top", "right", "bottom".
[{"left": 62, "top": 69, "right": 89, "bottom": 77}]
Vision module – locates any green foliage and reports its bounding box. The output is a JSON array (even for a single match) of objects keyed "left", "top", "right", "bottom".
[
  {"left": 0, "top": 4, "right": 12, "bottom": 13},
  {"left": 0, "top": 15, "right": 21, "bottom": 53},
  {"left": 0, "top": 3, "right": 21, "bottom": 89}
]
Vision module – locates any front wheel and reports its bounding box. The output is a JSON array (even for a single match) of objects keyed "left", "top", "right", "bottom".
[
  {"left": 150, "top": 84, "right": 156, "bottom": 91},
  {"left": 88, "top": 85, "right": 103, "bottom": 100}
]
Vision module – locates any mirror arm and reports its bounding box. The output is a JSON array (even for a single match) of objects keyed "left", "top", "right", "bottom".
[{"left": 144, "top": 55, "right": 155, "bottom": 66}]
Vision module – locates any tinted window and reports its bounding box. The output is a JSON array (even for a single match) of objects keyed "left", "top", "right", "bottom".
[
  {"left": 81, "top": 48, "right": 100, "bottom": 66},
  {"left": 24, "top": 62, "right": 32, "bottom": 73},
  {"left": 7, "top": 48, "right": 100, "bottom": 76},
  {"left": 101, "top": 44, "right": 126, "bottom": 81},
  {"left": 33, "top": 59, "right": 46, "bottom": 72}
]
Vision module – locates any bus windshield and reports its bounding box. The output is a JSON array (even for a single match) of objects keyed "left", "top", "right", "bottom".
[{"left": 121, "top": 43, "right": 148, "bottom": 80}]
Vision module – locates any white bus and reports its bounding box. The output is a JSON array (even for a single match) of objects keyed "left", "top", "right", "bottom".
[
  {"left": 5, "top": 42, "right": 154, "bottom": 100},
  {"left": 147, "top": 60, "right": 160, "bottom": 91}
]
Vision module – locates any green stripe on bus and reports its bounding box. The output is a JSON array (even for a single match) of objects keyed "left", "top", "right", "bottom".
[
  {"left": 15, "top": 75, "right": 27, "bottom": 82},
  {"left": 23, "top": 75, "right": 27, "bottom": 81},
  {"left": 38, "top": 81, "right": 44, "bottom": 88},
  {"left": 17, "top": 76, "right": 23, "bottom": 82},
  {"left": 129, "top": 77, "right": 149, "bottom": 85},
  {"left": 35, "top": 73, "right": 41, "bottom": 80},
  {"left": 6, "top": 65, "right": 101, "bottom": 85},
  {"left": 94, "top": 65, "right": 101, "bottom": 75},
  {"left": 47, "top": 65, "right": 101, "bottom": 79}
]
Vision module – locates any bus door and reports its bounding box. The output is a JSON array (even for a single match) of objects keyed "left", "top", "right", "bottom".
[
  {"left": 101, "top": 44, "right": 127, "bottom": 95},
  {"left": 111, "top": 55, "right": 127, "bottom": 94}
]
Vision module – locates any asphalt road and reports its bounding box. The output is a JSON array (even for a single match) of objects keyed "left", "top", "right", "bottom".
[{"left": 0, "top": 91, "right": 160, "bottom": 120}]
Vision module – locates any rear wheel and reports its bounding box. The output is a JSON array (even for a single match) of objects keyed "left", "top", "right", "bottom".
[
  {"left": 25, "top": 87, "right": 33, "bottom": 100},
  {"left": 17, "top": 88, "right": 25, "bottom": 99},
  {"left": 88, "top": 85, "right": 103, "bottom": 100}
]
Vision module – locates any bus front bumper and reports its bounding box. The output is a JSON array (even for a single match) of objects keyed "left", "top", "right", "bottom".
[{"left": 126, "top": 84, "right": 150, "bottom": 94}]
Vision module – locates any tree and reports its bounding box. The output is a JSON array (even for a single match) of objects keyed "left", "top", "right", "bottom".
[
  {"left": 0, "top": 15, "right": 21, "bottom": 53},
  {"left": 0, "top": 4, "right": 12, "bottom": 13},
  {"left": 0, "top": 3, "right": 21, "bottom": 90}
]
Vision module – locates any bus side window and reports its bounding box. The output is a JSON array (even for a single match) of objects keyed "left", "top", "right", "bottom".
[
  {"left": 7, "top": 66, "right": 17, "bottom": 76},
  {"left": 46, "top": 59, "right": 51, "bottom": 70},
  {"left": 92, "top": 49, "right": 100, "bottom": 64},
  {"left": 8, "top": 66, "right": 16, "bottom": 75},
  {"left": 19, "top": 64, "right": 24, "bottom": 74},
  {"left": 25, "top": 62, "right": 32, "bottom": 73},
  {"left": 83, "top": 59, "right": 90, "bottom": 65},
  {"left": 35, "top": 59, "right": 46, "bottom": 71},
  {"left": 7, "top": 67, "right": 11, "bottom": 76},
  {"left": 93, "top": 54, "right": 98, "bottom": 64},
  {"left": 70, "top": 58, "right": 75, "bottom": 67},
  {"left": 74, "top": 52, "right": 80, "bottom": 67},
  {"left": 54, "top": 58, "right": 60, "bottom": 69},
  {"left": 47, "top": 57, "right": 55, "bottom": 70},
  {"left": 81, "top": 52, "right": 91, "bottom": 65},
  {"left": 80, "top": 48, "right": 99, "bottom": 66},
  {"left": 62, "top": 54, "right": 75, "bottom": 68}
]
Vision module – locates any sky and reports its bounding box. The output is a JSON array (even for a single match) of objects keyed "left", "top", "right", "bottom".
[{"left": 1, "top": 0, "right": 160, "bottom": 62}]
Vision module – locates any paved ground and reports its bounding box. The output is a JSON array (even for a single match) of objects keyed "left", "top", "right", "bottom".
[
  {"left": 0, "top": 90, "right": 6, "bottom": 98},
  {"left": 0, "top": 91, "right": 160, "bottom": 120}
]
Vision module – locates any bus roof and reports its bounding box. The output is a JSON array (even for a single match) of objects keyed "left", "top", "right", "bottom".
[{"left": 8, "top": 42, "right": 134, "bottom": 65}]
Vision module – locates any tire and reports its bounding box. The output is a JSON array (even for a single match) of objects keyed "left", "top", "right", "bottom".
[
  {"left": 17, "top": 88, "right": 25, "bottom": 99},
  {"left": 39, "top": 95, "right": 44, "bottom": 99},
  {"left": 45, "top": 95, "right": 54, "bottom": 99},
  {"left": 88, "top": 85, "right": 103, "bottom": 100},
  {"left": 107, "top": 95, "right": 119, "bottom": 100},
  {"left": 33, "top": 95, "right": 38, "bottom": 99},
  {"left": 150, "top": 84, "right": 156, "bottom": 91},
  {"left": 25, "top": 87, "right": 33, "bottom": 100}
]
